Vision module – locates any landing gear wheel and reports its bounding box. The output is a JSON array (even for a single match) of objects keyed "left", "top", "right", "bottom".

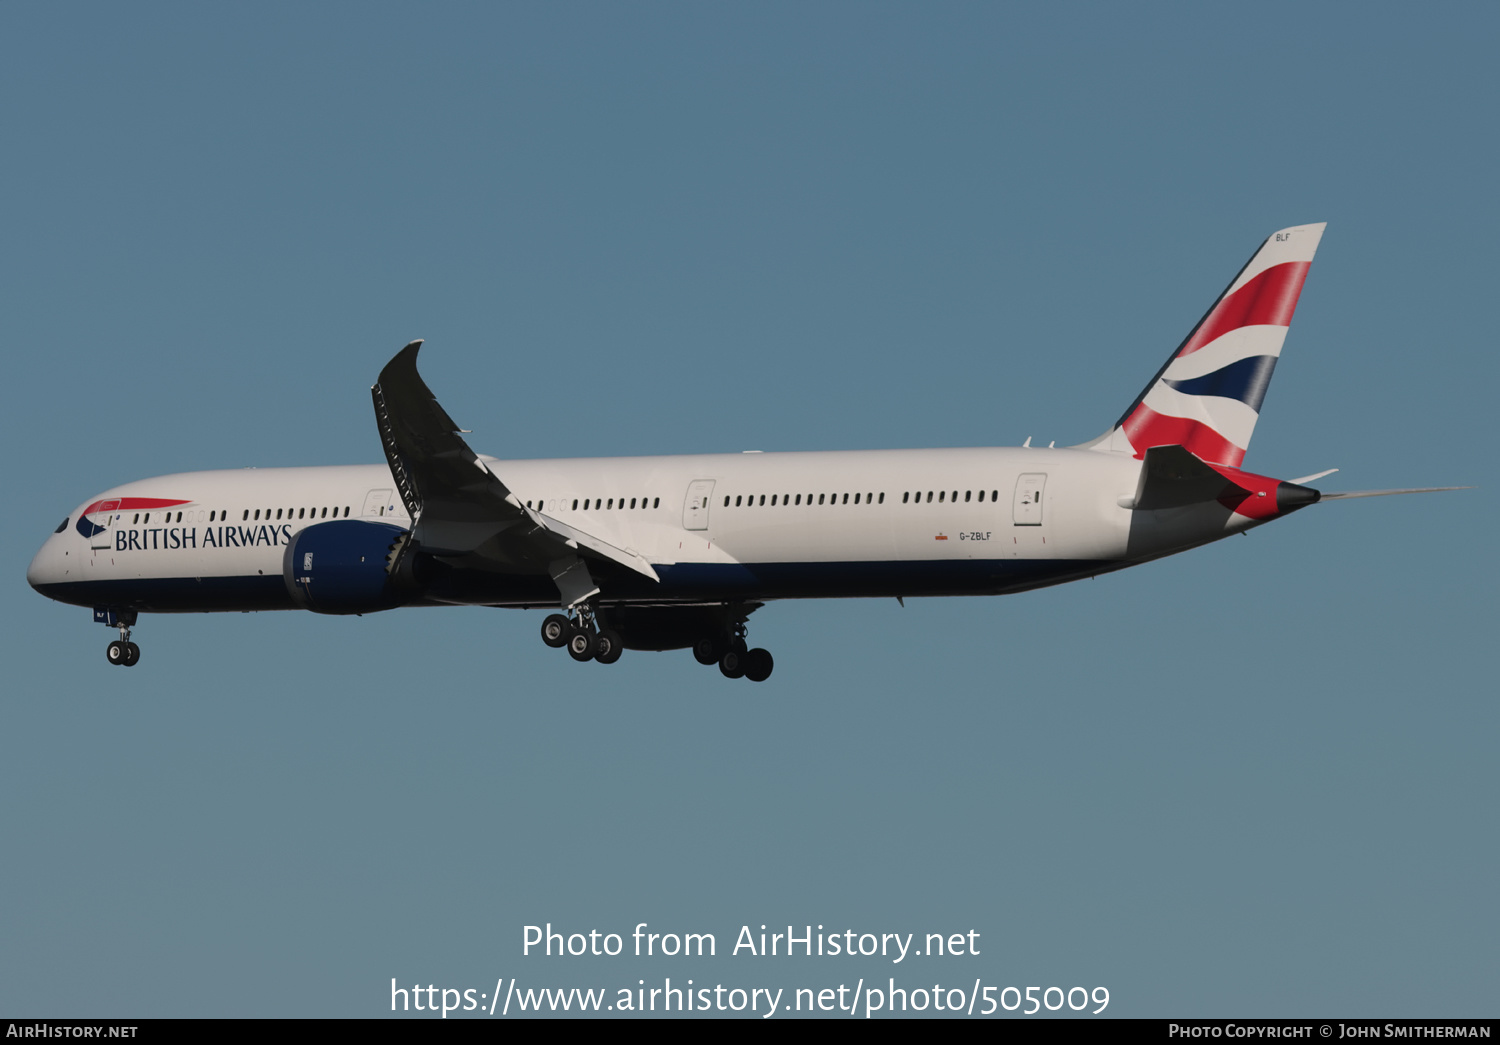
[
  {"left": 540, "top": 614, "right": 571, "bottom": 648},
  {"left": 595, "top": 628, "right": 624, "bottom": 664},
  {"left": 719, "top": 646, "right": 747, "bottom": 679},
  {"left": 567, "top": 628, "right": 597, "bottom": 662},
  {"left": 107, "top": 640, "right": 127, "bottom": 666},
  {"left": 692, "top": 636, "right": 722, "bottom": 666},
  {"left": 122, "top": 642, "right": 141, "bottom": 667},
  {"left": 743, "top": 647, "right": 773, "bottom": 682}
]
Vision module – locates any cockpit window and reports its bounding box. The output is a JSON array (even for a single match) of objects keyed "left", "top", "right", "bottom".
[{"left": 54, "top": 517, "right": 69, "bottom": 534}]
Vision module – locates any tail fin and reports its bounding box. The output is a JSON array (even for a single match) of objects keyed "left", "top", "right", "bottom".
[{"left": 1085, "top": 222, "right": 1326, "bottom": 467}]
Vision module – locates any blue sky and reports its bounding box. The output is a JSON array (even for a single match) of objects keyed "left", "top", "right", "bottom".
[{"left": 2, "top": 2, "right": 1494, "bottom": 1017}]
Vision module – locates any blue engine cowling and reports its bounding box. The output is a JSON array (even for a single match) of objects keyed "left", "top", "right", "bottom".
[{"left": 283, "top": 520, "right": 412, "bottom": 614}]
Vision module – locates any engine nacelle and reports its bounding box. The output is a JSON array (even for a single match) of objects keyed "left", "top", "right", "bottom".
[{"left": 283, "top": 520, "right": 413, "bottom": 615}]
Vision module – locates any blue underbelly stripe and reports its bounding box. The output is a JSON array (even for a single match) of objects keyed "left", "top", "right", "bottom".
[{"left": 34, "top": 557, "right": 1114, "bottom": 612}]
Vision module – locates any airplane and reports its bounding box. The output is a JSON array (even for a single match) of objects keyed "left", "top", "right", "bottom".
[{"left": 27, "top": 222, "right": 1461, "bottom": 680}]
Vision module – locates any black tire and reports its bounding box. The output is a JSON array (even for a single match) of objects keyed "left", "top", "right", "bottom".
[
  {"left": 540, "top": 614, "right": 571, "bottom": 648},
  {"left": 567, "top": 628, "right": 597, "bottom": 662},
  {"left": 719, "top": 647, "right": 746, "bottom": 679},
  {"left": 743, "top": 647, "right": 773, "bottom": 682},
  {"left": 595, "top": 628, "right": 623, "bottom": 664},
  {"left": 107, "top": 640, "right": 126, "bottom": 666},
  {"left": 692, "top": 636, "right": 722, "bottom": 666},
  {"left": 122, "top": 642, "right": 141, "bottom": 667}
]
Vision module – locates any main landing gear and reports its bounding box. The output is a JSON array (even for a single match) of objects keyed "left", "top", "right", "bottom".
[
  {"left": 692, "top": 622, "right": 773, "bottom": 682},
  {"left": 540, "top": 607, "right": 623, "bottom": 665},
  {"left": 103, "top": 611, "right": 141, "bottom": 667}
]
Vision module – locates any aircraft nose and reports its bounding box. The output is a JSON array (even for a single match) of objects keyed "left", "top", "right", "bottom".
[{"left": 27, "top": 536, "right": 62, "bottom": 593}]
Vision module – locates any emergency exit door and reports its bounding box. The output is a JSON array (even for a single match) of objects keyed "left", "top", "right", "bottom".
[
  {"left": 682, "top": 480, "right": 715, "bottom": 530},
  {"left": 1013, "top": 473, "right": 1046, "bottom": 525}
]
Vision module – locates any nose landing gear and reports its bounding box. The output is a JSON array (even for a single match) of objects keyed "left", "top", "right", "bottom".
[{"left": 100, "top": 609, "right": 140, "bottom": 667}]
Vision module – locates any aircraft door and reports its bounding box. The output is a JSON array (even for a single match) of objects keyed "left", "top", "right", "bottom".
[
  {"left": 1013, "top": 473, "right": 1046, "bottom": 525},
  {"left": 363, "top": 489, "right": 394, "bottom": 518},
  {"left": 682, "top": 480, "right": 715, "bottom": 531},
  {"left": 89, "top": 499, "right": 120, "bottom": 550}
]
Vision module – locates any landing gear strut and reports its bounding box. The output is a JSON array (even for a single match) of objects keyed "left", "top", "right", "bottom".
[
  {"left": 540, "top": 606, "right": 623, "bottom": 665},
  {"left": 103, "top": 610, "right": 140, "bottom": 667}
]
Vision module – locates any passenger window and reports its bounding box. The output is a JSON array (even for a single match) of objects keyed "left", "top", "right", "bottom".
[
  {"left": 758, "top": 495, "right": 765, "bottom": 506},
  {"left": 926, "top": 491, "right": 933, "bottom": 503},
  {"left": 653, "top": 497, "right": 660, "bottom": 508},
  {"left": 991, "top": 490, "right": 998, "bottom": 501},
  {"left": 878, "top": 492, "right": 884, "bottom": 503},
  {"left": 735, "top": 496, "right": 742, "bottom": 507},
  {"left": 965, "top": 491, "right": 971, "bottom": 502},
  {"left": 817, "top": 494, "right": 824, "bottom": 505},
  {"left": 938, "top": 491, "right": 945, "bottom": 503},
  {"left": 842, "top": 493, "right": 848, "bottom": 504}
]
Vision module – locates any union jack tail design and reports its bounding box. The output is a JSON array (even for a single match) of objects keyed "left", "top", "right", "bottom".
[{"left": 1086, "top": 223, "right": 1326, "bottom": 467}]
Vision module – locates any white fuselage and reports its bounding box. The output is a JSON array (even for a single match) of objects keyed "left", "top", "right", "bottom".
[{"left": 28, "top": 444, "right": 1265, "bottom": 615}]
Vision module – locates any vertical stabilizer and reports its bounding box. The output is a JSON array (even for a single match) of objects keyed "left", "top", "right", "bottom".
[{"left": 1084, "top": 223, "right": 1325, "bottom": 467}]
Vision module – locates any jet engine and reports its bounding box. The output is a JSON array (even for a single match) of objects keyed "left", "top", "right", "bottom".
[{"left": 282, "top": 520, "right": 417, "bottom": 614}]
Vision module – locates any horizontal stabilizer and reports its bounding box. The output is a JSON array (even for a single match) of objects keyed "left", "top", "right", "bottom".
[
  {"left": 1124, "top": 444, "right": 1246, "bottom": 510},
  {"left": 1319, "top": 487, "right": 1471, "bottom": 500}
]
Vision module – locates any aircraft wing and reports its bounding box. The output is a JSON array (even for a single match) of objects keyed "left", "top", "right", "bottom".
[{"left": 371, "top": 341, "right": 658, "bottom": 600}]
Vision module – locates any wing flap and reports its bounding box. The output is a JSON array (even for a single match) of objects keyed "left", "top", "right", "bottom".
[{"left": 538, "top": 510, "right": 660, "bottom": 582}]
